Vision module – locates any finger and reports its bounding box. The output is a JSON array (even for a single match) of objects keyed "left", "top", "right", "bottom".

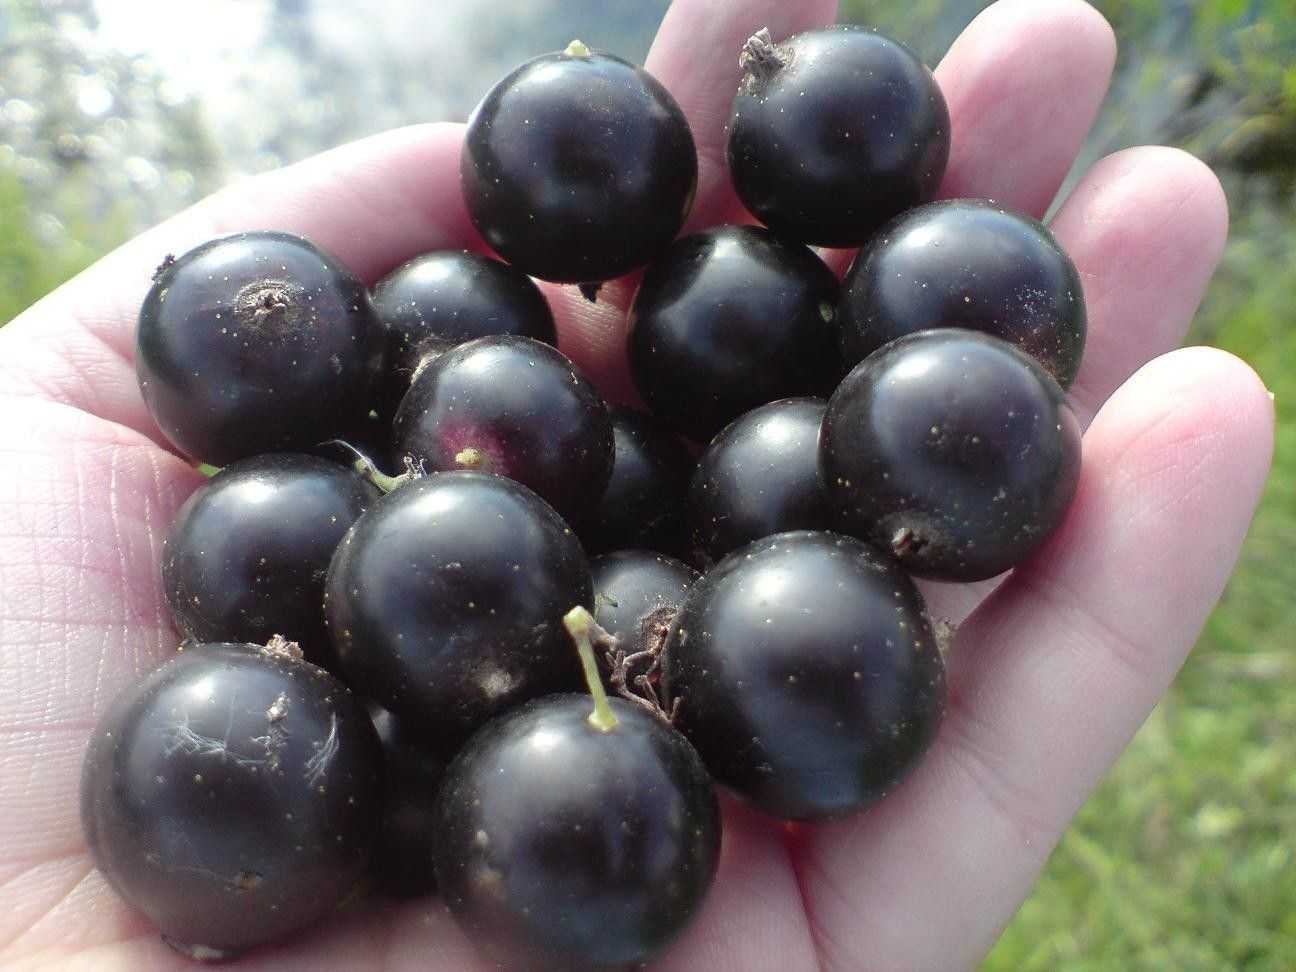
[
  {"left": 1, "top": 123, "right": 475, "bottom": 437},
  {"left": 937, "top": 0, "right": 1115, "bottom": 218},
  {"left": 1053, "top": 146, "right": 1230, "bottom": 426},
  {"left": 791, "top": 347, "right": 1274, "bottom": 970},
  {"left": 545, "top": 0, "right": 840, "bottom": 401},
  {"left": 907, "top": 146, "right": 1230, "bottom": 628},
  {"left": 818, "top": 0, "right": 1115, "bottom": 275},
  {"left": 652, "top": 798, "right": 817, "bottom": 972},
  {"left": 647, "top": 0, "right": 839, "bottom": 233}
]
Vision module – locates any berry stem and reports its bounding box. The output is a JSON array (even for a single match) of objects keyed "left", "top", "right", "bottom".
[
  {"left": 563, "top": 606, "right": 618, "bottom": 732},
  {"left": 320, "top": 439, "right": 420, "bottom": 493},
  {"left": 564, "top": 39, "right": 591, "bottom": 58},
  {"left": 739, "top": 28, "right": 785, "bottom": 83}
]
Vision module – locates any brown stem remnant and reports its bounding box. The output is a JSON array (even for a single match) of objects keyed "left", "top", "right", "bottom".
[{"left": 739, "top": 28, "right": 786, "bottom": 84}]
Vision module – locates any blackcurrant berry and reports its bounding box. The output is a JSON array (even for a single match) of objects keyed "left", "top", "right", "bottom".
[
  {"left": 162, "top": 453, "right": 378, "bottom": 673},
  {"left": 591, "top": 550, "right": 699, "bottom": 659},
  {"left": 461, "top": 40, "right": 697, "bottom": 283},
  {"left": 80, "top": 640, "right": 382, "bottom": 960},
  {"left": 137, "top": 231, "right": 381, "bottom": 465},
  {"left": 581, "top": 408, "right": 694, "bottom": 556},
  {"left": 839, "top": 199, "right": 1087, "bottom": 386},
  {"left": 324, "top": 471, "right": 592, "bottom": 744},
  {"left": 627, "top": 226, "right": 840, "bottom": 443},
  {"left": 371, "top": 250, "right": 557, "bottom": 422},
  {"left": 367, "top": 704, "right": 446, "bottom": 899},
  {"left": 434, "top": 610, "right": 719, "bottom": 971},
  {"left": 821, "top": 329, "right": 1083, "bottom": 581},
  {"left": 687, "top": 398, "right": 829, "bottom": 565},
  {"left": 661, "top": 531, "right": 944, "bottom": 821},
  {"left": 727, "top": 26, "right": 950, "bottom": 247},
  {"left": 393, "top": 335, "right": 613, "bottom": 524}
]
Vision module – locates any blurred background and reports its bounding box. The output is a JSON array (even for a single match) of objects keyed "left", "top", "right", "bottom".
[{"left": 0, "top": 0, "right": 1291, "bottom": 966}]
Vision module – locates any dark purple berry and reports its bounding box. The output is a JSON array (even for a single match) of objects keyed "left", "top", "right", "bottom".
[
  {"left": 80, "top": 640, "right": 382, "bottom": 960},
  {"left": 367, "top": 704, "right": 446, "bottom": 899},
  {"left": 324, "top": 471, "right": 592, "bottom": 744},
  {"left": 434, "top": 691, "right": 719, "bottom": 971},
  {"left": 461, "top": 41, "right": 697, "bottom": 283},
  {"left": 136, "top": 231, "right": 381, "bottom": 465},
  {"left": 839, "top": 199, "right": 1087, "bottom": 386},
  {"left": 662, "top": 531, "right": 944, "bottom": 821},
  {"left": 371, "top": 250, "right": 556, "bottom": 422},
  {"left": 392, "top": 335, "right": 613, "bottom": 524},
  {"left": 727, "top": 26, "right": 950, "bottom": 247},
  {"left": 687, "top": 398, "right": 829, "bottom": 565},
  {"left": 591, "top": 550, "right": 699, "bottom": 659},
  {"left": 581, "top": 408, "right": 694, "bottom": 556},
  {"left": 627, "top": 226, "right": 840, "bottom": 443},
  {"left": 821, "top": 329, "right": 1083, "bottom": 581},
  {"left": 162, "top": 453, "right": 378, "bottom": 673}
]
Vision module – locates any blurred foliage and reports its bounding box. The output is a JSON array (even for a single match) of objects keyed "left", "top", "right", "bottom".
[
  {"left": 0, "top": 0, "right": 1293, "bottom": 966},
  {"left": 0, "top": 0, "right": 217, "bottom": 324}
]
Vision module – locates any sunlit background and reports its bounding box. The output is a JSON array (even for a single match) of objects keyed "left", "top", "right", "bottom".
[{"left": 1, "top": 0, "right": 1293, "bottom": 967}]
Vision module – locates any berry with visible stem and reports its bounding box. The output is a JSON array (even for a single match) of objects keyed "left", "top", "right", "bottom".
[
  {"left": 627, "top": 225, "right": 840, "bottom": 443},
  {"left": 591, "top": 550, "right": 699, "bottom": 716},
  {"left": 136, "top": 231, "right": 381, "bottom": 465},
  {"left": 820, "top": 329, "right": 1083, "bottom": 581},
  {"left": 324, "top": 471, "right": 592, "bottom": 745},
  {"left": 687, "top": 398, "right": 830, "bottom": 565},
  {"left": 393, "top": 335, "right": 613, "bottom": 524},
  {"left": 839, "top": 199, "right": 1087, "bottom": 386},
  {"left": 661, "top": 531, "right": 945, "bottom": 821},
  {"left": 371, "top": 250, "right": 557, "bottom": 423},
  {"left": 727, "top": 25, "right": 950, "bottom": 247},
  {"left": 162, "top": 453, "right": 379, "bottom": 673},
  {"left": 432, "top": 606, "right": 720, "bottom": 971},
  {"left": 80, "top": 639, "right": 382, "bottom": 960},
  {"left": 461, "top": 39, "right": 697, "bottom": 283},
  {"left": 581, "top": 408, "right": 694, "bottom": 556}
]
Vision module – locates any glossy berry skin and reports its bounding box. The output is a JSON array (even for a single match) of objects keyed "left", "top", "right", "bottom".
[
  {"left": 137, "top": 231, "right": 381, "bottom": 465},
  {"left": 688, "top": 398, "right": 829, "bottom": 565},
  {"left": 393, "top": 335, "right": 613, "bottom": 524},
  {"left": 371, "top": 251, "right": 557, "bottom": 421},
  {"left": 840, "top": 199, "right": 1087, "bottom": 387},
  {"left": 325, "top": 472, "right": 592, "bottom": 744},
  {"left": 661, "top": 531, "right": 944, "bottom": 821},
  {"left": 821, "top": 330, "right": 1083, "bottom": 582},
  {"left": 581, "top": 408, "right": 694, "bottom": 556},
  {"left": 461, "top": 45, "right": 697, "bottom": 283},
  {"left": 80, "top": 641, "right": 382, "bottom": 960},
  {"left": 162, "top": 454, "right": 379, "bottom": 673},
  {"left": 591, "top": 551, "right": 699, "bottom": 658},
  {"left": 727, "top": 26, "right": 950, "bottom": 247},
  {"left": 367, "top": 704, "right": 446, "bottom": 898},
  {"left": 628, "top": 226, "right": 840, "bottom": 443},
  {"left": 434, "top": 695, "right": 721, "bottom": 971}
]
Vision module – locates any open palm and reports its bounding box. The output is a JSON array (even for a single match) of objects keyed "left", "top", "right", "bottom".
[{"left": 0, "top": 1, "right": 1273, "bottom": 969}]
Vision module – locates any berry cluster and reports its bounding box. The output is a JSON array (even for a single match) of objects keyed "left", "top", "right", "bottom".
[{"left": 82, "top": 25, "right": 1085, "bottom": 968}]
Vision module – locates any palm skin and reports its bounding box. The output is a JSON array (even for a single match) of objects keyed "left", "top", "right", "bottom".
[{"left": 0, "top": 1, "right": 1274, "bottom": 970}]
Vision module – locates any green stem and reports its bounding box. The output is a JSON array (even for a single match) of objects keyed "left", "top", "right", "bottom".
[
  {"left": 319, "top": 439, "right": 415, "bottom": 493},
  {"left": 563, "top": 606, "right": 618, "bottom": 732},
  {"left": 196, "top": 463, "right": 221, "bottom": 478},
  {"left": 564, "top": 39, "right": 592, "bottom": 58}
]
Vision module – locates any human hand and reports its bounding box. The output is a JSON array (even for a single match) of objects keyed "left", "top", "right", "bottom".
[{"left": 0, "top": 1, "right": 1273, "bottom": 969}]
